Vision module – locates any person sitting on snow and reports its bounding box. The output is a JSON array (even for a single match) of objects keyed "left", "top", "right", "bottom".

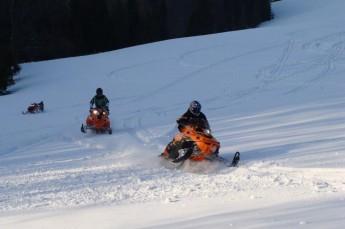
[
  {"left": 90, "top": 88, "right": 109, "bottom": 112},
  {"left": 177, "top": 100, "right": 210, "bottom": 132}
]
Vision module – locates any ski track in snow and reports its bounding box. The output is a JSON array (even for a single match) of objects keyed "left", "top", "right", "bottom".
[
  {"left": 106, "top": 30, "right": 345, "bottom": 139},
  {"left": 1, "top": 100, "right": 345, "bottom": 213},
  {"left": 1, "top": 154, "right": 344, "bottom": 213},
  {"left": 105, "top": 30, "right": 345, "bottom": 113}
]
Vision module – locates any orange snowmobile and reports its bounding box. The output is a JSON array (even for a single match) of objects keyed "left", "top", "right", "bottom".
[
  {"left": 161, "top": 125, "right": 240, "bottom": 167},
  {"left": 81, "top": 108, "right": 112, "bottom": 134}
]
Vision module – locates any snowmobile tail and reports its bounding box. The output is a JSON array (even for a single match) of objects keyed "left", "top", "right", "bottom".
[
  {"left": 213, "top": 152, "right": 240, "bottom": 167},
  {"left": 81, "top": 124, "right": 86, "bottom": 133},
  {"left": 230, "top": 151, "right": 240, "bottom": 167}
]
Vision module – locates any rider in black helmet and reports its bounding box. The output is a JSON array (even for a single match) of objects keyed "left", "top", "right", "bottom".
[
  {"left": 90, "top": 88, "right": 109, "bottom": 112},
  {"left": 165, "top": 101, "right": 211, "bottom": 162},
  {"left": 176, "top": 100, "right": 210, "bottom": 131}
]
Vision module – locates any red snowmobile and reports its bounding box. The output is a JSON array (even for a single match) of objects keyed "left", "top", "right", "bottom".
[
  {"left": 22, "top": 101, "right": 44, "bottom": 114},
  {"left": 161, "top": 125, "right": 240, "bottom": 167},
  {"left": 81, "top": 108, "right": 112, "bottom": 134}
]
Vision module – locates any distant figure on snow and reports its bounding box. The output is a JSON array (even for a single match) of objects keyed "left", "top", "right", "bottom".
[{"left": 23, "top": 101, "right": 44, "bottom": 114}]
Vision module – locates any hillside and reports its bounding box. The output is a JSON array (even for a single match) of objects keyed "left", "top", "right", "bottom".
[{"left": 1, "top": 0, "right": 345, "bottom": 228}]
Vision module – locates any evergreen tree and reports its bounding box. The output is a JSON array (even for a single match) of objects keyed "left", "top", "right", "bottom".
[
  {"left": 70, "top": 0, "right": 111, "bottom": 54},
  {"left": 188, "top": 0, "right": 213, "bottom": 35},
  {"left": 0, "top": 0, "right": 20, "bottom": 94},
  {"left": 1, "top": 0, "right": 272, "bottom": 63},
  {"left": 0, "top": 45, "right": 20, "bottom": 94}
]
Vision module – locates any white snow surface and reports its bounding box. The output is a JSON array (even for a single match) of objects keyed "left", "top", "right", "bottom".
[{"left": 1, "top": 0, "right": 345, "bottom": 228}]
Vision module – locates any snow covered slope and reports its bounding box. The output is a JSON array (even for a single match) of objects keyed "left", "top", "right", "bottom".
[{"left": 1, "top": 0, "right": 345, "bottom": 228}]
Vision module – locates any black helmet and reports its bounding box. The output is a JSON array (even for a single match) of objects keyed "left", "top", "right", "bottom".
[
  {"left": 96, "top": 88, "right": 103, "bottom": 96},
  {"left": 189, "top": 100, "right": 201, "bottom": 115}
]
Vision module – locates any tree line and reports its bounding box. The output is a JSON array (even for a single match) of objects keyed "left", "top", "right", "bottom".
[
  {"left": 0, "top": 0, "right": 20, "bottom": 94},
  {"left": 0, "top": 0, "right": 272, "bottom": 94}
]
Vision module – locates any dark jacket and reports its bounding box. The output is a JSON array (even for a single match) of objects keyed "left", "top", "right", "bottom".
[
  {"left": 176, "top": 110, "right": 210, "bottom": 131},
  {"left": 90, "top": 94, "right": 109, "bottom": 110}
]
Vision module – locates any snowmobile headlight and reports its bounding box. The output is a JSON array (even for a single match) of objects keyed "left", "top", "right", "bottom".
[
  {"left": 93, "top": 110, "right": 99, "bottom": 115},
  {"left": 204, "top": 129, "right": 211, "bottom": 135}
]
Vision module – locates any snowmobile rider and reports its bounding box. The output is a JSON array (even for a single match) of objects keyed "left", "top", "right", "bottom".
[
  {"left": 90, "top": 88, "right": 109, "bottom": 112},
  {"left": 167, "top": 100, "right": 211, "bottom": 163},
  {"left": 177, "top": 100, "right": 210, "bottom": 132}
]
